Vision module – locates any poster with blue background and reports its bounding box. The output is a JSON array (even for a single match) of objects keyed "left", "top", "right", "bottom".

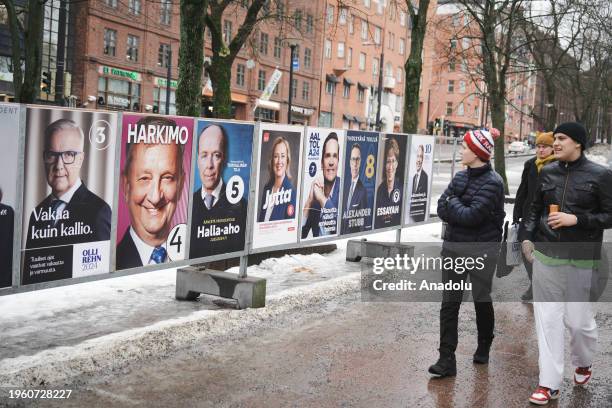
[
  {"left": 340, "top": 130, "right": 379, "bottom": 235},
  {"left": 189, "top": 120, "right": 254, "bottom": 258}
]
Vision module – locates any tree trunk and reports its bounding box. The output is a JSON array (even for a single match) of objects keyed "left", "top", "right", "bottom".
[
  {"left": 489, "top": 91, "right": 509, "bottom": 194},
  {"left": 209, "top": 55, "right": 233, "bottom": 118},
  {"left": 1, "top": 0, "right": 23, "bottom": 99},
  {"left": 176, "top": 0, "right": 207, "bottom": 117},
  {"left": 402, "top": 0, "right": 430, "bottom": 134},
  {"left": 20, "top": 0, "right": 45, "bottom": 103},
  {"left": 544, "top": 81, "right": 557, "bottom": 131}
]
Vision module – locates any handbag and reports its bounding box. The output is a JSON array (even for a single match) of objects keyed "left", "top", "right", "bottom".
[
  {"left": 506, "top": 223, "right": 521, "bottom": 267},
  {"left": 496, "top": 221, "right": 516, "bottom": 278}
]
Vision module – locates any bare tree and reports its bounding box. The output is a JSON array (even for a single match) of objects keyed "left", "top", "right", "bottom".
[
  {"left": 401, "top": 0, "right": 432, "bottom": 133},
  {"left": 0, "top": 0, "right": 46, "bottom": 103}
]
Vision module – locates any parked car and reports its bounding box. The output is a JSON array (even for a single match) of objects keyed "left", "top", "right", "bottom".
[{"left": 508, "top": 141, "right": 528, "bottom": 154}]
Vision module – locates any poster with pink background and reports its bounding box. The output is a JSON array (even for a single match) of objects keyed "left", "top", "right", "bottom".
[{"left": 115, "top": 114, "right": 193, "bottom": 270}]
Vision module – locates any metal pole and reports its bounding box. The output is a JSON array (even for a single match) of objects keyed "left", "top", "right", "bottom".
[
  {"left": 376, "top": 51, "right": 384, "bottom": 131},
  {"left": 238, "top": 255, "right": 248, "bottom": 279},
  {"left": 287, "top": 44, "right": 296, "bottom": 124},
  {"left": 330, "top": 82, "right": 336, "bottom": 128},
  {"left": 425, "top": 88, "right": 431, "bottom": 131},
  {"left": 450, "top": 137, "right": 457, "bottom": 177},
  {"left": 165, "top": 45, "right": 172, "bottom": 115}
]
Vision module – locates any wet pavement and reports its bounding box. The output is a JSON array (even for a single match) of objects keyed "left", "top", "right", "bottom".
[{"left": 19, "top": 292, "right": 612, "bottom": 408}]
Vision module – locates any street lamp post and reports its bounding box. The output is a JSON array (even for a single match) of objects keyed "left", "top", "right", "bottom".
[
  {"left": 287, "top": 44, "right": 297, "bottom": 124},
  {"left": 375, "top": 50, "right": 384, "bottom": 131},
  {"left": 165, "top": 44, "right": 172, "bottom": 115}
]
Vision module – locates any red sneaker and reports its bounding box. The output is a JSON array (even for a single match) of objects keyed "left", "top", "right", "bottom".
[
  {"left": 529, "top": 386, "right": 560, "bottom": 405},
  {"left": 574, "top": 366, "right": 592, "bottom": 385}
]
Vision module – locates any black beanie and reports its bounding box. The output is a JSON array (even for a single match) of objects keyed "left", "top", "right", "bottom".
[{"left": 553, "top": 122, "right": 587, "bottom": 149}]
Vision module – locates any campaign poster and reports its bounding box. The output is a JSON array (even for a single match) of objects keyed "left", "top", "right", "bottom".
[
  {"left": 405, "top": 135, "right": 435, "bottom": 224},
  {"left": 21, "top": 107, "right": 117, "bottom": 285},
  {"left": 340, "top": 130, "right": 379, "bottom": 235},
  {"left": 115, "top": 114, "right": 193, "bottom": 270},
  {"left": 300, "top": 128, "right": 344, "bottom": 241},
  {"left": 0, "top": 103, "right": 20, "bottom": 288},
  {"left": 374, "top": 133, "right": 407, "bottom": 229},
  {"left": 189, "top": 120, "right": 253, "bottom": 258},
  {"left": 252, "top": 124, "right": 303, "bottom": 249}
]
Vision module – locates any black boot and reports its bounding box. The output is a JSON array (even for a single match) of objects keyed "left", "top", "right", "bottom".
[
  {"left": 473, "top": 340, "right": 493, "bottom": 364},
  {"left": 428, "top": 352, "right": 457, "bottom": 377}
]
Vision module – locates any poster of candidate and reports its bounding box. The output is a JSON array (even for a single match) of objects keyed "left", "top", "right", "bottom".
[
  {"left": 405, "top": 135, "right": 435, "bottom": 224},
  {"left": 300, "top": 128, "right": 344, "bottom": 241},
  {"left": 340, "top": 131, "right": 379, "bottom": 235},
  {"left": 0, "top": 103, "right": 20, "bottom": 288},
  {"left": 374, "top": 133, "right": 407, "bottom": 229},
  {"left": 21, "top": 107, "right": 117, "bottom": 285},
  {"left": 252, "top": 124, "right": 303, "bottom": 249},
  {"left": 189, "top": 120, "right": 253, "bottom": 258},
  {"left": 116, "top": 114, "right": 193, "bottom": 270}
]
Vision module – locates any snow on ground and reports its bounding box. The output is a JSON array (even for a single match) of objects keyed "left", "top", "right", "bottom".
[{"left": 0, "top": 224, "right": 441, "bottom": 388}]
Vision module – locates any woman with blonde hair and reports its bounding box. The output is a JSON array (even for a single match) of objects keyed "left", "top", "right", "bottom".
[{"left": 258, "top": 137, "right": 296, "bottom": 222}]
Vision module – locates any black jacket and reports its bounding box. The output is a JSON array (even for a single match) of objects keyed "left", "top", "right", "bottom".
[
  {"left": 437, "top": 163, "right": 505, "bottom": 250},
  {"left": 520, "top": 154, "right": 612, "bottom": 260},
  {"left": 513, "top": 157, "right": 538, "bottom": 224}
]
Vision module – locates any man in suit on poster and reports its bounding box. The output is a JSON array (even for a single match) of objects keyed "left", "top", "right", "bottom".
[
  {"left": 0, "top": 187, "right": 14, "bottom": 287},
  {"left": 25, "top": 119, "right": 111, "bottom": 250},
  {"left": 189, "top": 124, "right": 247, "bottom": 257},
  {"left": 410, "top": 145, "right": 429, "bottom": 222},
  {"left": 117, "top": 116, "right": 185, "bottom": 270},
  {"left": 342, "top": 143, "right": 368, "bottom": 234}
]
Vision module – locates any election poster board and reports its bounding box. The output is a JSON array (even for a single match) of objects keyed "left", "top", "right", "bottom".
[
  {"left": 189, "top": 120, "right": 253, "bottom": 258},
  {"left": 405, "top": 135, "right": 435, "bottom": 225},
  {"left": 340, "top": 130, "right": 379, "bottom": 235},
  {"left": 21, "top": 107, "right": 117, "bottom": 284},
  {"left": 0, "top": 103, "right": 20, "bottom": 287},
  {"left": 300, "top": 127, "right": 344, "bottom": 241},
  {"left": 252, "top": 124, "right": 303, "bottom": 249},
  {"left": 115, "top": 114, "right": 193, "bottom": 270},
  {"left": 374, "top": 133, "right": 407, "bottom": 229}
]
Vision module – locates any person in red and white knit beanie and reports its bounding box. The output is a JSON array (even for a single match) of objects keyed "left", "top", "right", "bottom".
[{"left": 463, "top": 128, "right": 500, "bottom": 161}]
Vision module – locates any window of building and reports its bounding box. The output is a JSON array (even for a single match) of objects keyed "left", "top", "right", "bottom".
[
  {"left": 446, "top": 102, "right": 453, "bottom": 115},
  {"left": 259, "top": 32, "right": 268, "bottom": 55},
  {"left": 399, "top": 38, "right": 405, "bottom": 55},
  {"left": 388, "top": 32, "right": 394, "bottom": 50},
  {"left": 374, "top": 26, "right": 381, "bottom": 44},
  {"left": 276, "top": 2, "right": 284, "bottom": 21},
  {"left": 236, "top": 64, "right": 245, "bottom": 86},
  {"left": 339, "top": 7, "right": 347, "bottom": 25},
  {"left": 98, "top": 76, "right": 141, "bottom": 111},
  {"left": 105, "top": 0, "right": 117, "bottom": 8},
  {"left": 258, "top": 70, "right": 266, "bottom": 91},
  {"left": 448, "top": 80, "right": 454, "bottom": 93},
  {"left": 449, "top": 59, "right": 456, "bottom": 72},
  {"left": 457, "top": 102, "right": 464, "bottom": 116},
  {"left": 468, "top": 94, "right": 474, "bottom": 103},
  {"left": 255, "top": 108, "right": 278, "bottom": 122},
  {"left": 273, "top": 83, "right": 279, "bottom": 95},
  {"left": 126, "top": 35, "right": 139, "bottom": 62},
  {"left": 337, "top": 42, "right": 345, "bottom": 58},
  {"left": 452, "top": 14, "right": 460, "bottom": 27},
  {"left": 223, "top": 20, "right": 232, "bottom": 44},
  {"left": 326, "top": 81, "right": 334, "bottom": 94},
  {"left": 103, "top": 29, "right": 117, "bottom": 56},
  {"left": 306, "top": 14, "right": 314, "bottom": 33},
  {"left": 324, "top": 39, "right": 332, "bottom": 59},
  {"left": 463, "top": 38, "right": 470, "bottom": 50},
  {"left": 361, "top": 20, "right": 368, "bottom": 40},
  {"left": 347, "top": 47, "right": 352, "bottom": 67},
  {"left": 158, "top": 43, "right": 170, "bottom": 67},
  {"left": 343, "top": 84, "right": 350, "bottom": 98},
  {"left": 385, "top": 62, "right": 393, "bottom": 77},
  {"left": 302, "top": 81, "right": 310, "bottom": 101},
  {"left": 326, "top": 5, "right": 334, "bottom": 24},
  {"left": 294, "top": 9, "right": 302, "bottom": 29},
  {"left": 358, "top": 87, "right": 365, "bottom": 102},
  {"left": 160, "top": 0, "right": 172, "bottom": 25},
  {"left": 349, "top": 14, "right": 354, "bottom": 34},
  {"left": 373, "top": 57, "right": 379, "bottom": 76},
  {"left": 274, "top": 37, "right": 282, "bottom": 59},
  {"left": 294, "top": 44, "right": 300, "bottom": 61},
  {"left": 400, "top": 11, "right": 406, "bottom": 26},
  {"left": 450, "top": 38, "right": 457, "bottom": 50},
  {"left": 459, "top": 80, "right": 466, "bottom": 93},
  {"left": 152, "top": 87, "right": 175, "bottom": 114},
  {"left": 291, "top": 78, "right": 298, "bottom": 99},
  {"left": 474, "top": 105, "right": 480, "bottom": 119},
  {"left": 396, "top": 67, "right": 402, "bottom": 83},
  {"left": 128, "top": 0, "right": 141, "bottom": 15},
  {"left": 364, "top": 0, "right": 371, "bottom": 8},
  {"left": 461, "top": 60, "right": 468, "bottom": 72},
  {"left": 304, "top": 48, "right": 312, "bottom": 68},
  {"left": 359, "top": 52, "right": 366, "bottom": 71}
]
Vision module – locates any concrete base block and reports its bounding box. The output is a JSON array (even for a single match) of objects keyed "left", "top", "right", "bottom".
[
  {"left": 176, "top": 266, "right": 266, "bottom": 309},
  {"left": 346, "top": 239, "right": 414, "bottom": 262}
]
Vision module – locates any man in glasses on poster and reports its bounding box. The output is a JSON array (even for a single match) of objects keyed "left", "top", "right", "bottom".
[{"left": 25, "top": 119, "right": 111, "bottom": 249}]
